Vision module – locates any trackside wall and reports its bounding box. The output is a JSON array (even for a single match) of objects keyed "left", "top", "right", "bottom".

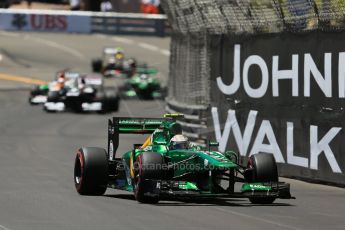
[
  {"left": 161, "top": 0, "right": 345, "bottom": 185},
  {"left": 0, "top": 9, "right": 168, "bottom": 36}
]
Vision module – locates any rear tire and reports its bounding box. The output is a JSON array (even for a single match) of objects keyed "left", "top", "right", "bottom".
[
  {"left": 109, "top": 97, "right": 120, "bottom": 112},
  {"left": 47, "top": 91, "right": 60, "bottom": 102},
  {"left": 134, "top": 152, "right": 164, "bottom": 204},
  {"left": 74, "top": 147, "right": 108, "bottom": 195},
  {"left": 102, "top": 89, "right": 120, "bottom": 113},
  {"left": 248, "top": 153, "right": 278, "bottom": 204},
  {"left": 92, "top": 59, "right": 103, "bottom": 73}
]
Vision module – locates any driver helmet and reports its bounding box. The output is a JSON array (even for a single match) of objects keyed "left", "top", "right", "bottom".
[
  {"left": 140, "top": 74, "right": 148, "bottom": 80},
  {"left": 115, "top": 54, "right": 124, "bottom": 61},
  {"left": 170, "top": 134, "right": 189, "bottom": 150},
  {"left": 127, "top": 58, "right": 136, "bottom": 67},
  {"left": 57, "top": 72, "right": 65, "bottom": 83},
  {"left": 108, "top": 57, "right": 116, "bottom": 64},
  {"left": 114, "top": 48, "right": 124, "bottom": 61}
]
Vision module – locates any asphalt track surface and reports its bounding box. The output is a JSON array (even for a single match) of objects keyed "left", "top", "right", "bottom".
[{"left": 0, "top": 32, "right": 344, "bottom": 230}]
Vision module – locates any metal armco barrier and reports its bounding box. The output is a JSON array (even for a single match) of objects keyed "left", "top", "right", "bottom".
[
  {"left": 161, "top": 0, "right": 345, "bottom": 186},
  {"left": 0, "top": 9, "right": 168, "bottom": 36},
  {"left": 91, "top": 12, "right": 167, "bottom": 36}
]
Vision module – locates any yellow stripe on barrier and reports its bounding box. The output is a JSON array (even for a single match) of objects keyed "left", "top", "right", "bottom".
[{"left": 0, "top": 73, "right": 48, "bottom": 85}]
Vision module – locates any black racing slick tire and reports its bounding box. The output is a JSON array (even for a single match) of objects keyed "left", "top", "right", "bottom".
[
  {"left": 100, "top": 89, "right": 120, "bottom": 113},
  {"left": 249, "top": 197, "right": 276, "bottom": 205},
  {"left": 105, "top": 95, "right": 120, "bottom": 112},
  {"left": 28, "top": 96, "right": 36, "bottom": 105},
  {"left": 92, "top": 59, "right": 103, "bottom": 73},
  {"left": 47, "top": 91, "right": 60, "bottom": 102},
  {"left": 250, "top": 153, "right": 278, "bottom": 182},
  {"left": 109, "top": 96, "right": 120, "bottom": 112},
  {"left": 248, "top": 153, "right": 278, "bottom": 204},
  {"left": 134, "top": 152, "right": 165, "bottom": 204},
  {"left": 74, "top": 147, "right": 109, "bottom": 196}
]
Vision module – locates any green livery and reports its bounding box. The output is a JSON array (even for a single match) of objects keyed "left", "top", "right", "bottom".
[
  {"left": 121, "top": 67, "right": 166, "bottom": 100},
  {"left": 74, "top": 114, "right": 294, "bottom": 204},
  {"left": 29, "top": 84, "right": 49, "bottom": 105}
]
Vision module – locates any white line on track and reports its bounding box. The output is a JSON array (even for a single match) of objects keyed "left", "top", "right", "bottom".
[
  {"left": 0, "top": 224, "right": 12, "bottom": 230},
  {"left": 0, "top": 31, "right": 20, "bottom": 38},
  {"left": 100, "top": 35, "right": 171, "bottom": 56},
  {"left": 94, "top": 34, "right": 107, "bottom": 39},
  {"left": 112, "top": 37, "right": 135, "bottom": 45},
  {"left": 138, "top": 42, "right": 160, "bottom": 51},
  {"left": 23, "top": 35, "right": 86, "bottom": 61},
  {"left": 212, "top": 207, "right": 301, "bottom": 230},
  {"left": 0, "top": 54, "right": 3, "bottom": 62},
  {"left": 160, "top": 49, "right": 170, "bottom": 56}
]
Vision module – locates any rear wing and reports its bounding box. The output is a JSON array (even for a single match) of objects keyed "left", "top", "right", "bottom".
[
  {"left": 111, "top": 117, "right": 167, "bottom": 134},
  {"left": 136, "top": 67, "right": 158, "bottom": 75},
  {"left": 107, "top": 117, "right": 168, "bottom": 160},
  {"left": 82, "top": 74, "right": 103, "bottom": 86}
]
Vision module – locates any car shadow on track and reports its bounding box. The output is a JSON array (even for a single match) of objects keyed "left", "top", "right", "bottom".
[
  {"left": 104, "top": 194, "right": 294, "bottom": 207},
  {"left": 155, "top": 199, "right": 294, "bottom": 207},
  {"left": 105, "top": 194, "right": 136, "bottom": 201}
]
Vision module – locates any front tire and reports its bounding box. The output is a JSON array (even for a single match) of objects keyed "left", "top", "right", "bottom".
[
  {"left": 92, "top": 59, "right": 103, "bottom": 73},
  {"left": 28, "top": 96, "right": 35, "bottom": 105},
  {"left": 74, "top": 147, "right": 109, "bottom": 195},
  {"left": 134, "top": 152, "right": 165, "bottom": 204},
  {"left": 249, "top": 196, "right": 276, "bottom": 204},
  {"left": 248, "top": 153, "right": 278, "bottom": 204},
  {"left": 101, "top": 89, "right": 120, "bottom": 113}
]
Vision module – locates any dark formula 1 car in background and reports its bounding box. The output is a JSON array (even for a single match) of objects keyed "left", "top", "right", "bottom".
[
  {"left": 28, "top": 70, "right": 74, "bottom": 105},
  {"left": 74, "top": 114, "right": 294, "bottom": 204},
  {"left": 44, "top": 73, "right": 120, "bottom": 113},
  {"left": 29, "top": 84, "right": 49, "bottom": 105},
  {"left": 92, "top": 47, "right": 136, "bottom": 78},
  {"left": 121, "top": 67, "right": 166, "bottom": 100},
  {"left": 0, "top": 0, "right": 21, "bottom": 8}
]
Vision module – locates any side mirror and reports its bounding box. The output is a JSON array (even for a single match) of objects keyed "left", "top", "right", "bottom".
[
  {"left": 208, "top": 141, "right": 219, "bottom": 151},
  {"left": 209, "top": 141, "right": 219, "bottom": 147}
]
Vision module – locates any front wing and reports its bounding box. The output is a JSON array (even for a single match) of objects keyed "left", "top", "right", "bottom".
[
  {"left": 110, "top": 178, "right": 294, "bottom": 200},
  {"left": 44, "top": 101, "right": 103, "bottom": 112},
  {"left": 29, "top": 95, "right": 47, "bottom": 104}
]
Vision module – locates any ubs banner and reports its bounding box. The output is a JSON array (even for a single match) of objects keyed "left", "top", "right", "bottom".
[
  {"left": 0, "top": 12, "right": 91, "bottom": 33},
  {"left": 209, "top": 32, "right": 345, "bottom": 185}
]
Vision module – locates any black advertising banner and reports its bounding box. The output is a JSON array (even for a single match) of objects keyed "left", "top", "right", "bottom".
[{"left": 209, "top": 31, "right": 345, "bottom": 185}]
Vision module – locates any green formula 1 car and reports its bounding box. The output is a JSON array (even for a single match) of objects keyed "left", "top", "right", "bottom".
[
  {"left": 29, "top": 84, "right": 49, "bottom": 105},
  {"left": 74, "top": 114, "right": 294, "bottom": 204},
  {"left": 121, "top": 67, "right": 166, "bottom": 99}
]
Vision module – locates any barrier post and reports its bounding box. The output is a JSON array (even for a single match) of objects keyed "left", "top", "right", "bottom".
[{"left": 155, "top": 18, "right": 165, "bottom": 37}]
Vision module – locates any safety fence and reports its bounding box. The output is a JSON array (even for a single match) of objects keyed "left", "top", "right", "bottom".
[
  {"left": 161, "top": 0, "right": 345, "bottom": 185},
  {"left": 0, "top": 9, "right": 168, "bottom": 36},
  {"left": 91, "top": 12, "right": 167, "bottom": 36}
]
